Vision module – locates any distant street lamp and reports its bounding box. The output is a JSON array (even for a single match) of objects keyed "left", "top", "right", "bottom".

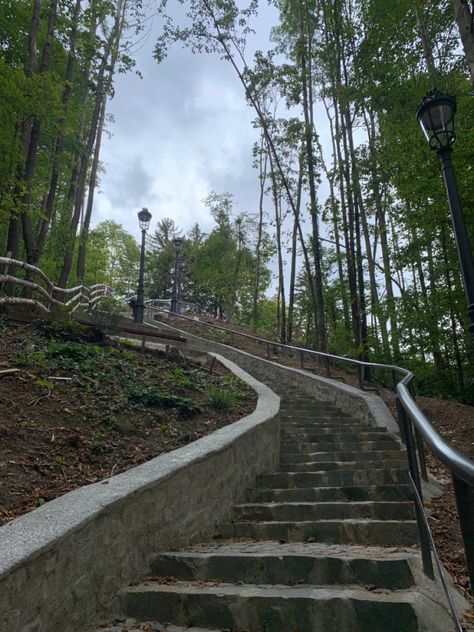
[
  {"left": 177, "top": 254, "right": 184, "bottom": 309},
  {"left": 416, "top": 89, "right": 474, "bottom": 335},
  {"left": 134, "top": 207, "right": 152, "bottom": 324},
  {"left": 170, "top": 236, "right": 183, "bottom": 314}
]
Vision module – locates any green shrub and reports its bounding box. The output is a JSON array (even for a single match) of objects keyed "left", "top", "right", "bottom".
[
  {"left": 13, "top": 347, "right": 48, "bottom": 368},
  {"left": 36, "top": 320, "right": 91, "bottom": 342},
  {"left": 127, "top": 386, "right": 200, "bottom": 417},
  {"left": 207, "top": 387, "right": 236, "bottom": 410},
  {"left": 163, "top": 366, "right": 196, "bottom": 389},
  {"left": 85, "top": 295, "right": 123, "bottom": 331}
]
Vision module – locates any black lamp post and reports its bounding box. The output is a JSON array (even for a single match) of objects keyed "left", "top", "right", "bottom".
[
  {"left": 134, "top": 207, "right": 152, "bottom": 324},
  {"left": 416, "top": 89, "right": 474, "bottom": 335},
  {"left": 170, "top": 236, "right": 183, "bottom": 314}
]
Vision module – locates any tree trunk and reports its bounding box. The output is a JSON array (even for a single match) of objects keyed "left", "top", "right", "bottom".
[
  {"left": 36, "top": 0, "right": 82, "bottom": 261},
  {"left": 415, "top": 3, "right": 437, "bottom": 88},
  {"left": 287, "top": 162, "right": 303, "bottom": 343},
  {"left": 21, "top": 0, "right": 59, "bottom": 263},
  {"left": 343, "top": 91, "right": 370, "bottom": 362},
  {"left": 58, "top": 0, "right": 126, "bottom": 287},
  {"left": 6, "top": 0, "right": 43, "bottom": 258},
  {"left": 320, "top": 95, "right": 351, "bottom": 331},
  {"left": 452, "top": 0, "right": 474, "bottom": 88},
  {"left": 76, "top": 90, "right": 107, "bottom": 281},
  {"left": 299, "top": 0, "right": 326, "bottom": 351},
  {"left": 267, "top": 149, "right": 286, "bottom": 343},
  {"left": 251, "top": 137, "right": 267, "bottom": 331},
  {"left": 440, "top": 224, "right": 466, "bottom": 397}
]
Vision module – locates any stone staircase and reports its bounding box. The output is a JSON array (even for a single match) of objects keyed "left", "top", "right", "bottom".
[{"left": 96, "top": 392, "right": 449, "bottom": 632}]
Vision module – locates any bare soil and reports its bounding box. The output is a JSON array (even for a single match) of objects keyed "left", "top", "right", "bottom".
[{"left": 0, "top": 318, "right": 256, "bottom": 525}]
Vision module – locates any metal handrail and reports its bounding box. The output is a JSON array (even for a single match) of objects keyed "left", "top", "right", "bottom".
[
  {"left": 399, "top": 382, "right": 474, "bottom": 485},
  {"left": 148, "top": 306, "right": 474, "bottom": 607},
  {"left": 155, "top": 309, "right": 474, "bottom": 480}
]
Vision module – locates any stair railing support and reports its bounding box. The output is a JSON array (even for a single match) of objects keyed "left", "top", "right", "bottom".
[
  {"left": 452, "top": 475, "right": 474, "bottom": 592},
  {"left": 324, "top": 355, "right": 331, "bottom": 378},
  {"left": 414, "top": 428, "right": 429, "bottom": 483},
  {"left": 397, "top": 397, "right": 434, "bottom": 579},
  {"left": 407, "top": 381, "right": 429, "bottom": 482}
]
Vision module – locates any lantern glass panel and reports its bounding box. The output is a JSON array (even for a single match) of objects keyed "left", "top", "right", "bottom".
[
  {"left": 417, "top": 93, "right": 456, "bottom": 150},
  {"left": 138, "top": 208, "right": 152, "bottom": 231}
]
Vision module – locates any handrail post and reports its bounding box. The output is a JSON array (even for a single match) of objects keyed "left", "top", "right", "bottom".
[
  {"left": 266, "top": 342, "right": 270, "bottom": 360},
  {"left": 325, "top": 355, "right": 331, "bottom": 378},
  {"left": 414, "top": 428, "right": 429, "bottom": 483},
  {"left": 452, "top": 475, "right": 474, "bottom": 594},
  {"left": 397, "top": 399, "right": 434, "bottom": 579},
  {"left": 300, "top": 350, "right": 304, "bottom": 369},
  {"left": 357, "top": 364, "right": 363, "bottom": 389},
  {"left": 391, "top": 369, "right": 398, "bottom": 392},
  {"left": 407, "top": 381, "right": 429, "bottom": 483}
]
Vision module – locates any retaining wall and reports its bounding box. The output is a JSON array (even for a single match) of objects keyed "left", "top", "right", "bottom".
[{"left": 0, "top": 354, "right": 280, "bottom": 632}]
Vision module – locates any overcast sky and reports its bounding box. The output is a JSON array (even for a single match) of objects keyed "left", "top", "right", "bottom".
[{"left": 94, "top": 3, "right": 281, "bottom": 242}]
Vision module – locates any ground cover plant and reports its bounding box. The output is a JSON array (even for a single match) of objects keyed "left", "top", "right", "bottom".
[{"left": 0, "top": 318, "right": 256, "bottom": 524}]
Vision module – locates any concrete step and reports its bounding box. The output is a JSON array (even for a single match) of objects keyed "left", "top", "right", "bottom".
[
  {"left": 233, "top": 501, "right": 415, "bottom": 521},
  {"left": 280, "top": 430, "right": 395, "bottom": 442},
  {"left": 96, "top": 622, "right": 220, "bottom": 632},
  {"left": 278, "top": 459, "right": 408, "bottom": 472},
  {"left": 280, "top": 404, "right": 351, "bottom": 412},
  {"left": 219, "top": 519, "right": 419, "bottom": 546},
  {"left": 279, "top": 402, "right": 346, "bottom": 411},
  {"left": 282, "top": 423, "right": 387, "bottom": 431},
  {"left": 280, "top": 400, "right": 351, "bottom": 407},
  {"left": 281, "top": 421, "right": 366, "bottom": 430},
  {"left": 149, "top": 542, "right": 416, "bottom": 589},
  {"left": 249, "top": 485, "right": 413, "bottom": 503},
  {"left": 279, "top": 450, "right": 407, "bottom": 464},
  {"left": 281, "top": 413, "right": 354, "bottom": 421},
  {"left": 257, "top": 469, "right": 408, "bottom": 488},
  {"left": 120, "top": 582, "right": 421, "bottom": 632},
  {"left": 280, "top": 439, "right": 400, "bottom": 451}
]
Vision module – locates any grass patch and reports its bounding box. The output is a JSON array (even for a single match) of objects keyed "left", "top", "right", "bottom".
[{"left": 207, "top": 387, "right": 236, "bottom": 410}]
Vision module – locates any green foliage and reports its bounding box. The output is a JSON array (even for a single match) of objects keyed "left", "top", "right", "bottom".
[
  {"left": 84, "top": 221, "right": 140, "bottom": 294},
  {"left": 207, "top": 387, "right": 236, "bottom": 410},
  {"left": 0, "top": 1, "right": 145, "bottom": 287},
  {"left": 14, "top": 347, "right": 47, "bottom": 369},
  {"left": 46, "top": 340, "right": 105, "bottom": 373},
  {"left": 162, "top": 366, "right": 197, "bottom": 389},
  {"left": 127, "top": 386, "right": 201, "bottom": 417},
  {"left": 35, "top": 378, "right": 55, "bottom": 390},
  {"left": 85, "top": 295, "right": 124, "bottom": 332},
  {"left": 36, "top": 320, "right": 92, "bottom": 343}
]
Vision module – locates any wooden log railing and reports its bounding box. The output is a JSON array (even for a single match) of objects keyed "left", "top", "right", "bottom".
[{"left": 0, "top": 257, "right": 110, "bottom": 314}]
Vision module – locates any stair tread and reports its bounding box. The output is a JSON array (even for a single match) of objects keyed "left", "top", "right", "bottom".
[
  {"left": 125, "top": 580, "right": 418, "bottom": 602},
  {"left": 153, "top": 541, "right": 417, "bottom": 559},
  {"left": 235, "top": 501, "right": 413, "bottom": 508},
  {"left": 229, "top": 518, "right": 417, "bottom": 525},
  {"left": 97, "top": 621, "right": 221, "bottom": 632}
]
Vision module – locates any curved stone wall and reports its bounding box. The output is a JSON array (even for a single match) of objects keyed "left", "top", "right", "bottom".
[{"left": 0, "top": 354, "right": 280, "bottom": 632}]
